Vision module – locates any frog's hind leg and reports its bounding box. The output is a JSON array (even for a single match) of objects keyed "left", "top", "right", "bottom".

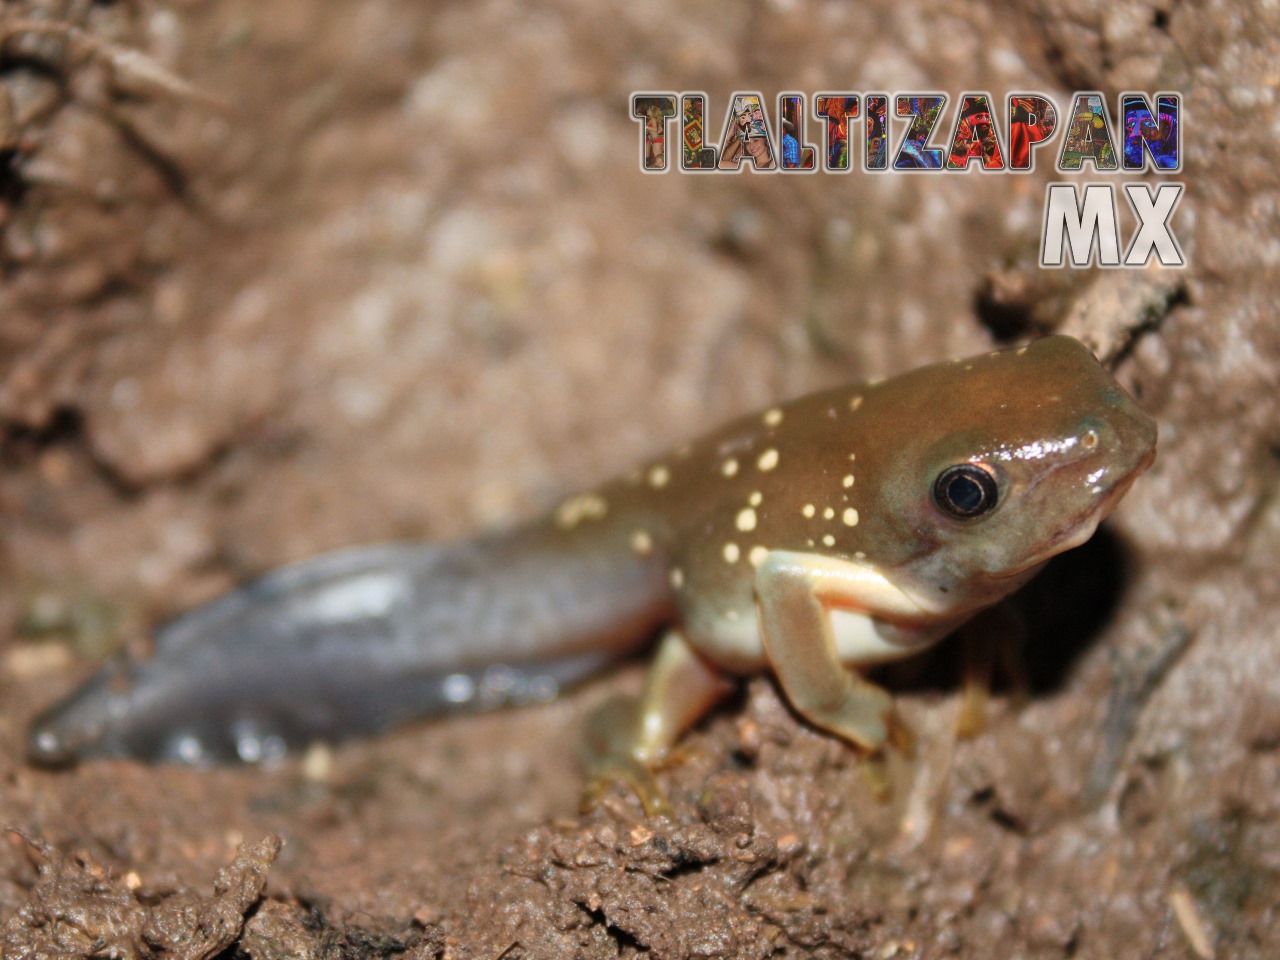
[
  {"left": 581, "top": 629, "right": 733, "bottom": 815},
  {"left": 955, "top": 604, "right": 1028, "bottom": 739},
  {"left": 955, "top": 628, "right": 993, "bottom": 740}
]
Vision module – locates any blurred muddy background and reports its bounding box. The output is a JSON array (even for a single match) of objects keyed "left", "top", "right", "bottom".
[{"left": 0, "top": 0, "right": 1276, "bottom": 957}]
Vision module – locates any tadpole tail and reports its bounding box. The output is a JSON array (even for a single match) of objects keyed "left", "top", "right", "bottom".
[{"left": 28, "top": 528, "right": 672, "bottom": 766}]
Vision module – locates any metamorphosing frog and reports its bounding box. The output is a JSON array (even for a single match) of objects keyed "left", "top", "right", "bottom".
[{"left": 29, "top": 336, "right": 1156, "bottom": 803}]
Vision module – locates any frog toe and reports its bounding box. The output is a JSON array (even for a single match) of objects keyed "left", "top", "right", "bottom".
[
  {"left": 579, "top": 694, "right": 671, "bottom": 816},
  {"left": 580, "top": 754, "right": 672, "bottom": 817}
]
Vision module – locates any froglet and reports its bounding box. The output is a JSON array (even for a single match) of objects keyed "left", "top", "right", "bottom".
[{"left": 28, "top": 336, "right": 1156, "bottom": 791}]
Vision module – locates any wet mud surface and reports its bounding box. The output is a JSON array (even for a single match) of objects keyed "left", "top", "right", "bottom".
[{"left": 1, "top": 0, "right": 1278, "bottom": 957}]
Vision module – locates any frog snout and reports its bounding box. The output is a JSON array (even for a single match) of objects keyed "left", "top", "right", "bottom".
[
  {"left": 1113, "top": 397, "right": 1158, "bottom": 464},
  {"left": 1105, "top": 387, "right": 1157, "bottom": 445},
  {"left": 1079, "top": 403, "right": 1157, "bottom": 474},
  {"left": 1128, "top": 407, "right": 1158, "bottom": 464}
]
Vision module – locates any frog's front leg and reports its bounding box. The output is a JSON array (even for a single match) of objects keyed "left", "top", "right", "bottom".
[
  {"left": 581, "top": 629, "right": 733, "bottom": 814},
  {"left": 755, "top": 551, "right": 945, "bottom": 753}
]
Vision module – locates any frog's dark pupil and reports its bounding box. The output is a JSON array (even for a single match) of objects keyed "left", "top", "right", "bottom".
[
  {"left": 949, "top": 474, "right": 982, "bottom": 511},
  {"left": 933, "top": 464, "right": 998, "bottom": 519}
]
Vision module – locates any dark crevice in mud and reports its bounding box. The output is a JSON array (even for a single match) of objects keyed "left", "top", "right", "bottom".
[
  {"left": 880, "top": 524, "right": 1135, "bottom": 697},
  {"left": 1083, "top": 615, "right": 1194, "bottom": 807},
  {"left": 1015, "top": 524, "right": 1136, "bottom": 694},
  {"left": 0, "top": 48, "right": 71, "bottom": 89},
  {"left": 285, "top": 899, "right": 444, "bottom": 960},
  {"left": 0, "top": 406, "right": 147, "bottom": 501},
  {"left": 0, "top": 147, "right": 30, "bottom": 207},
  {"left": 110, "top": 112, "right": 197, "bottom": 210},
  {"left": 581, "top": 905, "right": 646, "bottom": 956},
  {"left": 71, "top": 271, "right": 149, "bottom": 312},
  {"left": 970, "top": 787, "right": 1030, "bottom": 835},
  {"left": 1040, "top": 37, "right": 1098, "bottom": 96},
  {"left": 1109, "top": 279, "right": 1189, "bottom": 369},
  {"left": 975, "top": 268, "right": 1188, "bottom": 361},
  {"left": 973, "top": 282, "right": 1037, "bottom": 343},
  {"left": 0, "top": 406, "right": 86, "bottom": 465},
  {"left": 0, "top": 402, "right": 232, "bottom": 503}
]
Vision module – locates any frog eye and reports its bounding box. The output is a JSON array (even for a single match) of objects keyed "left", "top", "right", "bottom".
[{"left": 932, "top": 463, "right": 999, "bottom": 520}]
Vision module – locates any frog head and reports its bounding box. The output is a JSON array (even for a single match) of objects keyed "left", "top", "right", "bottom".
[{"left": 856, "top": 336, "right": 1156, "bottom": 616}]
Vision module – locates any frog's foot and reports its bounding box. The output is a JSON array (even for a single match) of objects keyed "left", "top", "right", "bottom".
[
  {"left": 579, "top": 630, "right": 733, "bottom": 817},
  {"left": 849, "top": 705, "right": 913, "bottom": 801},
  {"left": 955, "top": 634, "right": 992, "bottom": 740},
  {"left": 784, "top": 670, "right": 898, "bottom": 754},
  {"left": 994, "top": 617, "right": 1031, "bottom": 712},
  {"left": 773, "top": 668, "right": 914, "bottom": 799},
  {"left": 580, "top": 695, "right": 670, "bottom": 816},
  {"left": 955, "top": 604, "right": 1028, "bottom": 739},
  {"left": 886, "top": 705, "right": 916, "bottom": 757},
  {"left": 859, "top": 751, "right": 893, "bottom": 801}
]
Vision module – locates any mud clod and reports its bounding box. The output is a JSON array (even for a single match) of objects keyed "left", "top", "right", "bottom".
[{"left": 1, "top": 831, "right": 279, "bottom": 959}]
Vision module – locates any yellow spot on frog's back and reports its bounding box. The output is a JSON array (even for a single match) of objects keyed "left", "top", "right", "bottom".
[
  {"left": 843, "top": 507, "right": 859, "bottom": 527},
  {"left": 669, "top": 567, "right": 684, "bottom": 589},
  {"left": 748, "top": 546, "right": 768, "bottom": 567},
  {"left": 723, "top": 542, "right": 740, "bottom": 564},
  {"left": 822, "top": 534, "right": 836, "bottom": 547},
  {"left": 648, "top": 465, "right": 670, "bottom": 489},
  {"left": 736, "top": 507, "right": 758, "bottom": 532},
  {"left": 802, "top": 503, "right": 816, "bottom": 518},
  {"left": 763, "top": 407, "right": 783, "bottom": 427},
  {"left": 842, "top": 474, "right": 854, "bottom": 488},
  {"left": 757, "top": 448, "right": 779, "bottom": 471},
  {"left": 748, "top": 491, "right": 763, "bottom": 507},
  {"left": 631, "top": 529, "right": 653, "bottom": 556},
  {"left": 849, "top": 395, "right": 864, "bottom": 412},
  {"left": 823, "top": 507, "right": 835, "bottom": 520},
  {"left": 721, "top": 458, "right": 739, "bottom": 477},
  {"left": 555, "top": 493, "right": 608, "bottom": 529}
]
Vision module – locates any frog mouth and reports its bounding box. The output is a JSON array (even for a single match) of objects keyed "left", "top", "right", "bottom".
[{"left": 991, "top": 456, "right": 1150, "bottom": 581}]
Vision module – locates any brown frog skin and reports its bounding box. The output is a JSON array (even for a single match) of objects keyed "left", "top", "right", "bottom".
[{"left": 28, "top": 336, "right": 1157, "bottom": 791}]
